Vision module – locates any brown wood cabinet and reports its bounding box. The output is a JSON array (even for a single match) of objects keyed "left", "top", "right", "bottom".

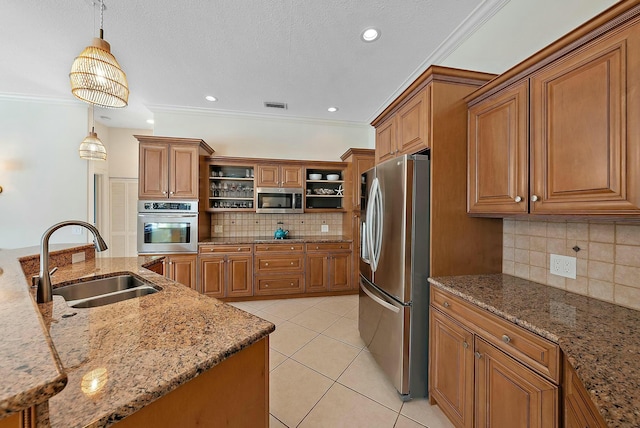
[
  {"left": 256, "top": 164, "right": 303, "bottom": 188},
  {"left": 164, "top": 254, "right": 197, "bottom": 290},
  {"left": 375, "top": 88, "right": 431, "bottom": 164},
  {"left": 563, "top": 356, "right": 608, "bottom": 428},
  {"left": 430, "top": 287, "right": 560, "bottom": 428},
  {"left": 430, "top": 309, "right": 474, "bottom": 428},
  {"left": 466, "top": 4, "right": 640, "bottom": 217},
  {"left": 254, "top": 243, "right": 304, "bottom": 296},
  {"left": 372, "top": 66, "right": 502, "bottom": 277},
  {"left": 135, "top": 136, "right": 214, "bottom": 200},
  {"left": 467, "top": 81, "right": 529, "bottom": 214},
  {"left": 199, "top": 245, "right": 253, "bottom": 298},
  {"left": 305, "top": 243, "right": 352, "bottom": 293}
]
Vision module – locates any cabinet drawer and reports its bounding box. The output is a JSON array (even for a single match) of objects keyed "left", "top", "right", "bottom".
[
  {"left": 255, "top": 243, "right": 304, "bottom": 253},
  {"left": 255, "top": 255, "right": 304, "bottom": 273},
  {"left": 254, "top": 275, "right": 303, "bottom": 295},
  {"left": 305, "top": 242, "right": 351, "bottom": 252},
  {"left": 431, "top": 287, "right": 560, "bottom": 383},
  {"left": 199, "top": 245, "right": 253, "bottom": 254}
]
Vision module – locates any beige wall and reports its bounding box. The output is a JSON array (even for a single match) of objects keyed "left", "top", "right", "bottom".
[
  {"left": 503, "top": 219, "right": 640, "bottom": 311},
  {"left": 106, "top": 128, "right": 151, "bottom": 178},
  {"left": 212, "top": 212, "right": 343, "bottom": 238}
]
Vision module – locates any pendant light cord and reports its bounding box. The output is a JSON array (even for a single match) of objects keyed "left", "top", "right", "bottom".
[{"left": 99, "top": 0, "right": 104, "bottom": 40}]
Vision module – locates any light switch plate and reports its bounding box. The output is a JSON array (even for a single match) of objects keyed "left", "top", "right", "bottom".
[
  {"left": 71, "top": 226, "right": 82, "bottom": 235},
  {"left": 550, "top": 254, "right": 576, "bottom": 279},
  {"left": 321, "top": 224, "right": 329, "bottom": 233}
]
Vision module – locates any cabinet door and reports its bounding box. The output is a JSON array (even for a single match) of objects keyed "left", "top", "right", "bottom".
[
  {"left": 281, "top": 166, "right": 303, "bottom": 187},
  {"left": 139, "top": 143, "right": 168, "bottom": 199},
  {"left": 468, "top": 81, "right": 529, "bottom": 214},
  {"left": 397, "top": 86, "right": 430, "bottom": 155},
  {"left": 170, "top": 144, "right": 199, "bottom": 199},
  {"left": 305, "top": 253, "right": 329, "bottom": 292},
  {"left": 200, "top": 256, "right": 225, "bottom": 298},
  {"left": 430, "top": 309, "right": 474, "bottom": 428},
  {"left": 227, "top": 255, "right": 253, "bottom": 298},
  {"left": 375, "top": 117, "right": 396, "bottom": 165},
  {"left": 475, "top": 338, "right": 558, "bottom": 428},
  {"left": 530, "top": 24, "right": 640, "bottom": 214},
  {"left": 329, "top": 252, "right": 351, "bottom": 291},
  {"left": 353, "top": 156, "right": 375, "bottom": 210},
  {"left": 168, "top": 255, "right": 197, "bottom": 290},
  {"left": 255, "top": 165, "right": 280, "bottom": 187}
]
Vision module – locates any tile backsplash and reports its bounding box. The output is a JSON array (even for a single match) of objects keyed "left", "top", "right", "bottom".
[
  {"left": 503, "top": 219, "right": 640, "bottom": 311},
  {"left": 211, "top": 213, "right": 343, "bottom": 238}
]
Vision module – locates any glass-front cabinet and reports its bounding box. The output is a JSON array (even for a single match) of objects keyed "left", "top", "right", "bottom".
[
  {"left": 305, "top": 168, "right": 345, "bottom": 211},
  {"left": 207, "top": 163, "right": 255, "bottom": 211}
]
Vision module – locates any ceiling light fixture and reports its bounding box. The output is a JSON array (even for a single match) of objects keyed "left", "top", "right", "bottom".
[
  {"left": 79, "top": 105, "right": 107, "bottom": 161},
  {"left": 205, "top": 95, "right": 218, "bottom": 102},
  {"left": 70, "top": 0, "right": 129, "bottom": 108},
  {"left": 361, "top": 28, "right": 381, "bottom": 42},
  {"left": 328, "top": 107, "right": 339, "bottom": 112}
]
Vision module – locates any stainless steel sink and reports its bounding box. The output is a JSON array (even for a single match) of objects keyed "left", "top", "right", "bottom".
[{"left": 53, "top": 274, "right": 159, "bottom": 308}]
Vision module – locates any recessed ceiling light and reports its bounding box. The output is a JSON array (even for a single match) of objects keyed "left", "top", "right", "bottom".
[
  {"left": 328, "top": 107, "right": 339, "bottom": 112},
  {"left": 146, "top": 119, "right": 155, "bottom": 124},
  {"left": 361, "top": 28, "right": 380, "bottom": 42},
  {"left": 205, "top": 95, "right": 217, "bottom": 102}
]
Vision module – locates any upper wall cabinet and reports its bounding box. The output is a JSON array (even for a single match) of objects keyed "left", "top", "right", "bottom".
[
  {"left": 136, "top": 135, "right": 214, "bottom": 200},
  {"left": 467, "top": 2, "right": 640, "bottom": 217},
  {"left": 256, "top": 164, "right": 303, "bottom": 188},
  {"left": 374, "top": 86, "right": 431, "bottom": 164}
]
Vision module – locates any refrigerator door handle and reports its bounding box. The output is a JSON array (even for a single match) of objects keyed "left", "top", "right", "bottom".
[
  {"left": 373, "top": 180, "right": 383, "bottom": 268},
  {"left": 360, "top": 279, "right": 400, "bottom": 314},
  {"left": 366, "top": 177, "right": 379, "bottom": 272}
]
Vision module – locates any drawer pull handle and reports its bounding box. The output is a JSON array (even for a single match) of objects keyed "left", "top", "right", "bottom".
[
  {"left": 316, "top": 246, "right": 319, "bottom": 250},
  {"left": 443, "top": 301, "right": 450, "bottom": 308},
  {"left": 237, "top": 248, "right": 242, "bottom": 251},
  {"left": 291, "top": 246, "right": 294, "bottom": 250},
  {"left": 265, "top": 247, "right": 269, "bottom": 250},
  {"left": 265, "top": 283, "right": 269, "bottom": 287},
  {"left": 474, "top": 352, "right": 482, "bottom": 359},
  {"left": 290, "top": 262, "right": 294, "bottom": 265},
  {"left": 462, "top": 341, "right": 468, "bottom": 349},
  {"left": 502, "top": 334, "right": 511, "bottom": 344}
]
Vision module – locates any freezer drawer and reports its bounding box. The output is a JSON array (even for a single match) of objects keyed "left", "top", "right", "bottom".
[{"left": 358, "top": 276, "right": 411, "bottom": 395}]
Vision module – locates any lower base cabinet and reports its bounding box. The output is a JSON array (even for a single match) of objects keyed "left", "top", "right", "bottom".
[
  {"left": 113, "top": 337, "right": 269, "bottom": 428},
  {"left": 305, "top": 243, "right": 352, "bottom": 293},
  {"left": 157, "top": 254, "right": 197, "bottom": 290},
  {"left": 563, "top": 356, "right": 608, "bottom": 428},
  {"left": 199, "top": 245, "right": 253, "bottom": 298},
  {"left": 430, "top": 287, "right": 559, "bottom": 428}
]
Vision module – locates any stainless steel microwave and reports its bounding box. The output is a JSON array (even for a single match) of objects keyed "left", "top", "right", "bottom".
[{"left": 255, "top": 187, "right": 304, "bottom": 214}]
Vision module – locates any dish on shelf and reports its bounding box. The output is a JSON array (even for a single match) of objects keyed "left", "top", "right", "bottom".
[
  {"left": 308, "top": 173, "right": 322, "bottom": 180},
  {"left": 313, "top": 188, "right": 335, "bottom": 195},
  {"left": 326, "top": 174, "right": 340, "bottom": 181}
]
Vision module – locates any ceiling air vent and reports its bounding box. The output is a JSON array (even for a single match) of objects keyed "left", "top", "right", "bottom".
[{"left": 264, "top": 101, "right": 288, "bottom": 109}]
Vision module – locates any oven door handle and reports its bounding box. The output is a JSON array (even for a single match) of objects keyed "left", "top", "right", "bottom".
[{"left": 138, "top": 214, "right": 198, "bottom": 218}]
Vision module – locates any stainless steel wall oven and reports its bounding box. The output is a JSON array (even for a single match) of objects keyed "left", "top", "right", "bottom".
[{"left": 137, "top": 201, "right": 198, "bottom": 254}]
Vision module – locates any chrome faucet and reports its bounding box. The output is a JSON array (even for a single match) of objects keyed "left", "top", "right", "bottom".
[{"left": 37, "top": 220, "right": 108, "bottom": 303}]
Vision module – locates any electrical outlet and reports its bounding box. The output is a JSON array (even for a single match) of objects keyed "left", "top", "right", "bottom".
[
  {"left": 71, "top": 226, "right": 82, "bottom": 235},
  {"left": 549, "top": 254, "right": 576, "bottom": 279},
  {"left": 71, "top": 252, "right": 86, "bottom": 264},
  {"left": 321, "top": 224, "right": 329, "bottom": 233},
  {"left": 214, "top": 225, "right": 223, "bottom": 233}
]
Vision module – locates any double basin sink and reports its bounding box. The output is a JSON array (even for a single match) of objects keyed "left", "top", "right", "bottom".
[{"left": 53, "top": 274, "right": 159, "bottom": 308}]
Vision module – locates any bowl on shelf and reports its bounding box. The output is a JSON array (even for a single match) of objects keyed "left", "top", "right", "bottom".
[
  {"left": 308, "top": 173, "right": 322, "bottom": 180},
  {"left": 326, "top": 174, "right": 340, "bottom": 181}
]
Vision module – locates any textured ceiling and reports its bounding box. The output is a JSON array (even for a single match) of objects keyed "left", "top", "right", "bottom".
[{"left": 0, "top": 0, "right": 501, "bottom": 128}]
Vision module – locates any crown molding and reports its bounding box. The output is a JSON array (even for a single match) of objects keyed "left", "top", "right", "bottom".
[
  {"left": 367, "top": 0, "right": 510, "bottom": 123},
  {"left": 0, "top": 92, "right": 86, "bottom": 107}
]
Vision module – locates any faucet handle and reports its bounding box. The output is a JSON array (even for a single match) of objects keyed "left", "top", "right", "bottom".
[{"left": 32, "top": 267, "right": 58, "bottom": 287}]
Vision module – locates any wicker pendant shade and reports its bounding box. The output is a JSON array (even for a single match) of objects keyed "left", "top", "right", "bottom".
[{"left": 79, "top": 128, "right": 107, "bottom": 161}]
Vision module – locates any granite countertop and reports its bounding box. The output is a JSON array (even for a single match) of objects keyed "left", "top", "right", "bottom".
[
  {"left": 0, "top": 249, "right": 274, "bottom": 427},
  {"left": 200, "top": 235, "right": 352, "bottom": 245},
  {"left": 429, "top": 274, "right": 640, "bottom": 428}
]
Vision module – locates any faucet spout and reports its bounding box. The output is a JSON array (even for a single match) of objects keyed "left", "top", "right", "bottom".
[{"left": 37, "top": 220, "right": 108, "bottom": 303}]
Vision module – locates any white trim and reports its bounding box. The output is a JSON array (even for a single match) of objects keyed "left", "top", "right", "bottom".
[
  {"left": 367, "top": 0, "right": 511, "bottom": 123},
  {"left": 0, "top": 92, "right": 86, "bottom": 107},
  {"left": 148, "top": 104, "right": 372, "bottom": 129}
]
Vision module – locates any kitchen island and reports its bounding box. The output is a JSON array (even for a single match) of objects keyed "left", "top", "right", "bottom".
[
  {"left": 0, "top": 246, "right": 274, "bottom": 427},
  {"left": 429, "top": 274, "right": 640, "bottom": 428}
]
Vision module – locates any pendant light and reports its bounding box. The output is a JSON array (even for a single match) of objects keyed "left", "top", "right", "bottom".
[
  {"left": 70, "top": 0, "right": 129, "bottom": 108},
  {"left": 79, "top": 105, "right": 107, "bottom": 161}
]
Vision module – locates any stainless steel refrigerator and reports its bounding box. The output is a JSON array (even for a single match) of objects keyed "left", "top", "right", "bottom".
[{"left": 359, "top": 153, "right": 430, "bottom": 399}]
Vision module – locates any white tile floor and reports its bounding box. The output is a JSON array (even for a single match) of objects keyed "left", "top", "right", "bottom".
[{"left": 229, "top": 295, "right": 454, "bottom": 428}]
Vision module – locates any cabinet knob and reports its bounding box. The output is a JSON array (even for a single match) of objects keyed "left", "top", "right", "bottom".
[
  {"left": 265, "top": 262, "right": 269, "bottom": 266},
  {"left": 290, "top": 282, "right": 294, "bottom": 286},
  {"left": 265, "top": 283, "right": 269, "bottom": 287},
  {"left": 474, "top": 352, "right": 482, "bottom": 359},
  {"left": 514, "top": 196, "right": 522, "bottom": 203},
  {"left": 462, "top": 341, "right": 469, "bottom": 349},
  {"left": 531, "top": 195, "right": 539, "bottom": 202},
  {"left": 290, "top": 246, "right": 294, "bottom": 250},
  {"left": 443, "top": 301, "right": 450, "bottom": 308},
  {"left": 237, "top": 247, "right": 242, "bottom": 251},
  {"left": 169, "top": 191, "right": 174, "bottom": 195},
  {"left": 502, "top": 334, "right": 511, "bottom": 344},
  {"left": 265, "top": 247, "right": 269, "bottom": 250},
  {"left": 290, "top": 262, "right": 294, "bottom": 265},
  {"left": 316, "top": 246, "right": 319, "bottom": 250},
  {"left": 162, "top": 191, "right": 167, "bottom": 195}
]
